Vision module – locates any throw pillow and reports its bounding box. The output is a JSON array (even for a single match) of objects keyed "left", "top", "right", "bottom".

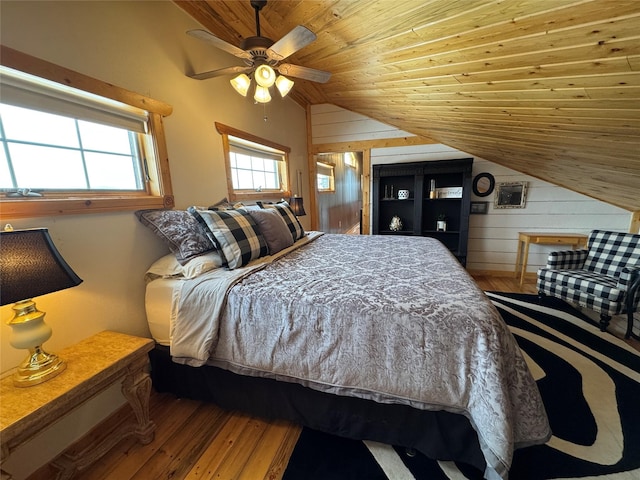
[
  {"left": 188, "top": 207, "right": 268, "bottom": 269},
  {"left": 248, "top": 208, "right": 294, "bottom": 255},
  {"left": 261, "top": 200, "right": 305, "bottom": 242},
  {"left": 135, "top": 209, "right": 215, "bottom": 265}
]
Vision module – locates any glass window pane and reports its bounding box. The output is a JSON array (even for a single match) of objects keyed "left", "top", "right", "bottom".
[
  {"left": 78, "top": 121, "right": 132, "bottom": 154},
  {"left": 8, "top": 143, "right": 86, "bottom": 189},
  {"left": 251, "top": 157, "right": 264, "bottom": 171},
  {"left": 84, "top": 152, "right": 138, "bottom": 189},
  {"left": 0, "top": 148, "right": 12, "bottom": 188},
  {"left": 252, "top": 171, "right": 265, "bottom": 190},
  {"left": 235, "top": 153, "right": 252, "bottom": 170},
  {"left": 1, "top": 104, "right": 79, "bottom": 148},
  {"left": 235, "top": 169, "right": 253, "bottom": 189},
  {"left": 264, "top": 171, "right": 278, "bottom": 189}
]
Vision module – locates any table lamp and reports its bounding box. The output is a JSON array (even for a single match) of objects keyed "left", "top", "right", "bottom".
[
  {"left": 288, "top": 196, "right": 306, "bottom": 217},
  {"left": 0, "top": 227, "right": 82, "bottom": 387}
]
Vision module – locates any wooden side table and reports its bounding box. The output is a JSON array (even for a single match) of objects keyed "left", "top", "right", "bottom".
[
  {"left": 0, "top": 331, "right": 155, "bottom": 480},
  {"left": 515, "top": 232, "right": 588, "bottom": 286}
]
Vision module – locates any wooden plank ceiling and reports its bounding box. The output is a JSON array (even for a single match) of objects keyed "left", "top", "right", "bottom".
[{"left": 175, "top": 0, "right": 640, "bottom": 212}]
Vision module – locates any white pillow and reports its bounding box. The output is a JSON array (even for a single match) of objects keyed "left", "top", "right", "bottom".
[{"left": 146, "top": 251, "right": 222, "bottom": 280}]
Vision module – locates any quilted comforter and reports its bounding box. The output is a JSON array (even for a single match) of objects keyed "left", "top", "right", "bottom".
[{"left": 169, "top": 233, "right": 550, "bottom": 479}]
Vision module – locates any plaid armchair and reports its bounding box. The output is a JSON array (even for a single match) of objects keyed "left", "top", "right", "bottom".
[{"left": 537, "top": 230, "right": 640, "bottom": 338}]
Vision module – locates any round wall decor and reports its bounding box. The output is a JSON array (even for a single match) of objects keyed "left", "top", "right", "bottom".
[{"left": 472, "top": 172, "right": 495, "bottom": 197}]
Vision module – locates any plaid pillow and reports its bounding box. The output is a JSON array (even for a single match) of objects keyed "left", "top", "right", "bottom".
[
  {"left": 188, "top": 207, "right": 268, "bottom": 269},
  {"left": 261, "top": 200, "right": 305, "bottom": 242}
]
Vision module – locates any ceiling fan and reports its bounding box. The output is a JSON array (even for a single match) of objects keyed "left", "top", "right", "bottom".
[{"left": 187, "top": 0, "right": 330, "bottom": 102}]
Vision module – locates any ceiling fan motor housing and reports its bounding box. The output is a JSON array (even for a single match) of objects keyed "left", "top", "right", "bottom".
[{"left": 241, "top": 36, "right": 276, "bottom": 65}]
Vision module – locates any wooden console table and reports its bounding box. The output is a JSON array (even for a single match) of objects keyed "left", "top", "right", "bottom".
[
  {"left": 515, "top": 232, "right": 588, "bottom": 286},
  {"left": 0, "top": 331, "right": 155, "bottom": 480}
]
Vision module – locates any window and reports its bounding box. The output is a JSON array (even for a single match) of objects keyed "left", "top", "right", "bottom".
[
  {"left": 316, "top": 162, "right": 335, "bottom": 192},
  {"left": 344, "top": 152, "right": 357, "bottom": 168},
  {"left": 0, "top": 46, "right": 174, "bottom": 218},
  {"left": 216, "top": 122, "right": 291, "bottom": 202},
  {"left": 0, "top": 103, "right": 144, "bottom": 191}
]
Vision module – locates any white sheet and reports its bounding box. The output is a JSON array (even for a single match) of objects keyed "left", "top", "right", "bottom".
[
  {"left": 144, "top": 277, "right": 179, "bottom": 346},
  {"left": 144, "top": 232, "right": 322, "bottom": 351}
]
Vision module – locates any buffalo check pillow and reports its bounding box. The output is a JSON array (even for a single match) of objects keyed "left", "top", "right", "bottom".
[
  {"left": 188, "top": 207, "right": 268, "bottom": 269},
  {"left": 260, "top": 200, "right": 305, "bottom": 242}
]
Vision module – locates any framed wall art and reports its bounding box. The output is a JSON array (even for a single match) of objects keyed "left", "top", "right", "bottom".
[
  {"left": 470, "top": 201, "right": 489, "bottom": 214},
  {"left": 494, "top": 182, "right": 527, "bottom": 208}
]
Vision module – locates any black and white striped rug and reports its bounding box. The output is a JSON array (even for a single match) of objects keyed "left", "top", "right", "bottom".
[{"left": 283, "top": 292, "right": 640, "bottom": 480}]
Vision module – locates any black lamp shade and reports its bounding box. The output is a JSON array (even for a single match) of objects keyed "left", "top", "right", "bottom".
[
  {"left": 288, "top": 197, "right": 306, "bottom": 217},
  {"left": 0, "top": 228, "right": 83, "bottom": 306}
]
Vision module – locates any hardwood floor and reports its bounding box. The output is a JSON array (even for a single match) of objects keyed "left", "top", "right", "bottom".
[{"left": 28, "top": 275, "right": 638, "bottom": 480}]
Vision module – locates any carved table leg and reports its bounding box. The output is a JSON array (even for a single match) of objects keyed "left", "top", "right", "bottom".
[
  {"left": 51, "top": 355, "right": 156, "bottom": 479},
  {"left": 121, "top": 355, "right": 156, "bottom": 445}
]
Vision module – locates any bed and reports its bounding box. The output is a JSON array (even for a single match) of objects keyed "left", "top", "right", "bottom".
[{"left": 139, "top": 206, "right": 550, "bottom": 480}]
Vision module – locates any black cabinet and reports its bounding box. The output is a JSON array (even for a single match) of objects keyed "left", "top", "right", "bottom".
[{"left": 372, "top": 158, "right": 473, "bottom": 266}]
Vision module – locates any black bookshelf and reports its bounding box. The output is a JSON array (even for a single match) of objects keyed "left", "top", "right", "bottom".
[{"left": 372, "top": 158, "right": 473, "bottom": 266}]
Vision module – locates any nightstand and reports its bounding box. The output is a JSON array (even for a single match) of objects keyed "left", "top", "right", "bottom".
[{"left": 1, "top": 331, "right": 155, "bottom": 480}]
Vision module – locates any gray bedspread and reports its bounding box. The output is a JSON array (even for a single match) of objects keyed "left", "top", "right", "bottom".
[{"left": 172, "top": 233, "right": 550, "bottom": 479}]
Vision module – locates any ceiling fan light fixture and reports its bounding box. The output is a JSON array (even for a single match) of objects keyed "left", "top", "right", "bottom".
[
  {"left": 275, "top": 75, "right": 294, "bottom": 97},
  {"left": 230, "top": 73, "right": 251, "bottom": 96},
  {"left": 255, "top": 64, "right": 276, "bottom": 88},
  {"left": 254, "top": 85, "right": 271, "bottom": 103}
]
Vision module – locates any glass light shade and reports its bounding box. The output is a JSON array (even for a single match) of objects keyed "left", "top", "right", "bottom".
[
  {"left": 230, "top": 74, "right": 251, "bottom": 97},
  {"left": 254, "top": 64, "right": 276, "bottom": 88},
  {"left": 275, "top": 75, "right": 294, "bottom": 97},
  {"left": 254, "top": 85, "right": 272, "bottom": 104}
]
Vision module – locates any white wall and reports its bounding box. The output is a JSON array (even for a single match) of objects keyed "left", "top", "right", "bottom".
[
  {"left": 311, "top": 104, "right": 631, "bottom": 274},
  {"left": 0, "top": 1, "right": 308, "bottom": 478}
]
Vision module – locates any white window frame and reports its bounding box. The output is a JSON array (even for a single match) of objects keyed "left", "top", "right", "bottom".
[
  {"left": 215, "top": 122, "right": 291, "bottom": 202},
  {"left": 0, "top": 46, "right": 174, "bottom": 218}
]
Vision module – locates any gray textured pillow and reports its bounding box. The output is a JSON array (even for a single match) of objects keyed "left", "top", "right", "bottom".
[
  {"left": 248, "top": 208, "right": 294, "bottom": 254},
  {"left": 135, "top": 209, "right": 215, "bottom": 265},
  {"left": 261, "top": 200, "right": 305, "bottom": 242}
]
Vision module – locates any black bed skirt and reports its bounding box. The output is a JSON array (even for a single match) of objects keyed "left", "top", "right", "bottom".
[{"left": 149, "top": 345, "right": 486, "bottom": 472}]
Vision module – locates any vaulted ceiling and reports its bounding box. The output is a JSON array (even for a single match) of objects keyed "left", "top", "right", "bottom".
[{"left": 175, "top": 0, "right": 640, "bottom": 212}]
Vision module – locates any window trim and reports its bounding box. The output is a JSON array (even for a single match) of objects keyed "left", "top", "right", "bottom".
[
  {"left": 215, "top": 122, "right": 291, "bottom": 202},
  {"left": 0, "top": 45, "right": 174, "bottom": 218},
  {"left": 316, "top": 161, "right": 336, "bottom": 193}
]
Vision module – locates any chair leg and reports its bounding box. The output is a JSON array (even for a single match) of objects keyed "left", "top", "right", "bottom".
[
  {"left": 599, "top": 314, "right": 611, "bottom": 332},
  {"left": 625, "top": 310, "right": 635, "bottom": 339}
]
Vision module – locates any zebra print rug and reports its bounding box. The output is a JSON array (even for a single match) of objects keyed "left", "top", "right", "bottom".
[{"left": 283, "top": 292, "right": 640, "bottom": 480}]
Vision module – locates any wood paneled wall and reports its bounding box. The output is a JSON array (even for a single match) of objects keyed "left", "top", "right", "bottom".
[
  {"left": 311, "top": 104, "right": 631, "bottom": 275},
  {"left": 315, "top": 152, "right": 362, "bottom": 233}
]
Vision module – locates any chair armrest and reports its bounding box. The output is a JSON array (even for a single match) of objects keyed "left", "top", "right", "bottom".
[
  {"left": 621, "top": 267, "right": 640, "bottom": 315},
  {"left": 617, "top": 266, "right": 640, "bottom": 290},
  {"left": 546, "top": 249, "right": 588, "bottom": 270}
]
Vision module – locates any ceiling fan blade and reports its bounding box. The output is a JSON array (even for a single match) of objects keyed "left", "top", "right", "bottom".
[
  {"left": 187, "top": 29, "right": 252, "bottom": 60},
  {"left": 267, "top": 25, "right": 316, "bottom": 61},
  {"left": 277, "top": 64, "right": 331, "bottom": 83},
  {"left": 189, "top": 65, "right": 253, "bottom": 81}
]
